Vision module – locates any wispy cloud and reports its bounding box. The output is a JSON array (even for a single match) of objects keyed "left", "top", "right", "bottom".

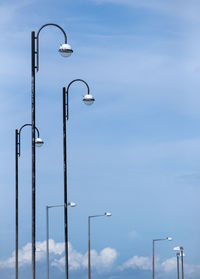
[
  {"left": 91, "top": 0, "right": 200, "bottom": 22},
  {"left": 0, "top": 0, "right": 33, "bottom": 26}
]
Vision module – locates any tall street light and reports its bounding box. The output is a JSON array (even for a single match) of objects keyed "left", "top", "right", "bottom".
[
  {"left": 15, "top": 124, "right": 43, "bottom": 279},
  {"left": 174, "top": 246, "right": 184, "bottom": 279},
  {"left": 88, "top": 212, "right": 112, "bottom": 279},
  {"left": 152, "top": 237, "right": 172, "bottom": 279},
  {"left": 62, "top": 79, "right": 95, "bottom": 279},
  {"left": 31, "top": 23, "right": 73, "bottom": 279},
  {"left": 46, "top": 202, "right": 76, "bottom": 279}
]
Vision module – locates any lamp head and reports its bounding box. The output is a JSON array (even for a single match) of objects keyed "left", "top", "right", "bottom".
[
  {"left": 105, "top": 212, "right": 112, "bottom": 217},
  {"left": 167, "top": 237, "right": 172, "bottom": 241},
  {"left": 59, "top": 43, "right": 73, "bottom": 57},
  {"left": 83, "top": 93, "right": 95, "bottom": 105},
  {"left": 174, "top": 246, "right": 183, "bottom": 251},
  {"left": 68, "top": 202, "right": 77, "bottom": 207},
  {"left": 35, "top": 137, "right": 44, "bottom": 147}
]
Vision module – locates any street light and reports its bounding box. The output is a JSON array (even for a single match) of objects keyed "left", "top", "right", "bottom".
[
  {"left": 88, "top": 212, "right": 112, "bottom": 279},
  {"left": 62, "top": 79, "right": 95, "bottom": 279},
  {"left": 152, "top": 237, "right": 172, "bottom": 279},
  {"left": 31, "top": 23, "right": 72, "bottom": 279},
  {"left": 173, "top": 246, "right": 184, "bottom": 279},
  {"left": 15, "top": 124, "right": 43, "bottom": 279},
  {"left": 46, "top": 203, "right": 77, "bottom": 279},
  {"left": 175, "top": 252, "right": 180, "bottom": 279}
]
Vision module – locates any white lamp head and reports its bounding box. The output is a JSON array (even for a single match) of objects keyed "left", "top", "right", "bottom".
[
  {"left": 174, "top": 247, "right": 180, "bottom": 251},
  {"left": 83, "top": 94, "right": 95, "bottom": 105},
  {"left": 35, "top": 137, "right": 44, "bottom": 147},
  {"left": 105, "top": 212, "right": 112, "bottom": 217},
  {"left": 68, "top": 202, "right": 77, "bottom": 207},
  {"left": 174, "top": 246, "right": 183, "bottom": 251},
  {"left": 167, "top": 237, "right": 172, "bottom": 241},
  {"left": 59, "top": 43, "right": 73, "bottom": 57}
]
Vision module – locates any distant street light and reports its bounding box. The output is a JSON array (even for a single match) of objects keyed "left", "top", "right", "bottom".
[
  {"left": 62, "top": 79, "right": 95, "bottom": 279},
  {"left": 31, "top": 23, "right": 72, "bottom": 279},
  {"left": 152, "top": 237, "right": 172, "bottom": 279},
  {"left": 88, "top": 213, "right": 112, "bottom": 279},
  {"left": 176, "top": 252, "right": 180, "bottom": 279},
  {"left": 173, "top": 246, "right": 184, "bottom": 279},
  {"left": 15, "top": 124, "right": 43, "bottom": 279},
  {"left": 46, "top": 203, "right": 77, "bottom": 279}
]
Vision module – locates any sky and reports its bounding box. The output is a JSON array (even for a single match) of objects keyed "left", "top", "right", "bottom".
[{"left": 0, "top": 0, "right": 200, "bottom": 278}]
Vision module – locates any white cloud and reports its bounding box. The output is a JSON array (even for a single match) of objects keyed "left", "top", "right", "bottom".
[
  {"left": 129, "top": 230, "right": 138, "bottom": 240},
  {"left": 161, "top": 256, "right": 176, "bottom": 272},
  {"left": 121, "top": 255, "right": 200, "bottom": 277},
  {"left": 52, "top": 245, "right": 118, "bottom": 273},
  {"left": 0, "top": 240, "right": 117, "bottom": 273},
  {"left": 0, "top": 239, "right": 64, "bottom": 269},
  {"left": 120, "top": 255, "right": 152, "bottom": 271},
  {"left": 161, "top": 257, "right": 200, "bottom": 276}
]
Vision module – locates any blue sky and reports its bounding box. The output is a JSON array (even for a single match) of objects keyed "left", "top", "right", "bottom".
[{"left": 0, "top": 0, "right": 200, "bottom": 278}]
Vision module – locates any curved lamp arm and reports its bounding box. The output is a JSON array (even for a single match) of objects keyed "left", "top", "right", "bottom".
[
  {"left": 64, "top": 79, "right": 90, "bottom": 120},
  {"left": 35, "top": 23, "right": 68, "bottom": 72},
  {"left": 17, "top": 124, "right": 40, "bottom": 157}
]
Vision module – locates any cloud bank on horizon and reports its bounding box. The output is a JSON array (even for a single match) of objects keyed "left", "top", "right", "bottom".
[{"left": 0, "top": 239, "right": 199, "bottom": 278}]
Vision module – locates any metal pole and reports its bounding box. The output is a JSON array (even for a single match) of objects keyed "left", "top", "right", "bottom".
[
  {"left": 88, "top": 217, "right": 91, "bottom": 279},
  {"left": 46, "top": 206, "right": 49, "bottom": 279},
  {"left": 176, "top": 253, "right": 180, "bottom": 279},
  {"left": 152, "top": 240, "right": 154, "bottom": 279},
  {"left": 31, "top": 30, "right": 36, "bottom": 279},
  {"left": 63, "top": 88, "right": 68, "bottom": 279},
  {"left": 15, "top": 129, "right": 19, "bottom": 279},
  {"left": 181, "top": 249, "right": 184, "bottom": 279}
]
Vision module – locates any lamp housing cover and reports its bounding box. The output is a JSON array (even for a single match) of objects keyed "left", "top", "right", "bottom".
[
  {"left": 35, "top": 138, "right": 44, "bottom": 147},
  {"left": 59, "top": 43, "right": 73, "bottom": 57},
  {"left": 83, "top": 94, "right": 95, "bottom": 105}
]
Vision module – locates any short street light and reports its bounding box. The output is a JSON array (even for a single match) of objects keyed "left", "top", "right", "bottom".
[
  {"left": 62, "top": 79, "right": 95, "bottom": 279},
  {"left": 88, "top": 213, "right": 112, "bottom": 279},
  {"left": 31, "top": 23, "right": 72, "bottom": 279},
  {"left": 173, "top": 246, "right": 184, "bottom": 279},
  {"left": 152, "top": 237, "right": 172, "bottom": 279},
  {"left": 15, "top": 124, "right": 43, "bottom": 279},
  {"left": 46, "top": 203, "right": 77, "bottom": 279}
]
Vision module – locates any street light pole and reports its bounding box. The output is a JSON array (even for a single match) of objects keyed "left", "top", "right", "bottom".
[
  {"left": 62, "top": 79, "right": 95, "bottom": 279},
  {"left": 180, "top": 247, "right": 184, "bottom": 279},
  {"left": 15, "top": 124, "right": 43, "bottom": 279},
  {"left": 176, "top": 253, "right": 180, "bottom": 279},
  {"left": 88, "top": 213, "right": 112, "bottom": 279},
  {"left": 173, "top": 246, "right": 184, "bottom": 279},
  {"left": 31, "top": 23, "right": 72, "bottom": 279},
  {"left": 152, "top": 237, "right": 172, "bottom": 279},
  {"left": 46, "top": 203, "right": 76, "bottom": 279}
]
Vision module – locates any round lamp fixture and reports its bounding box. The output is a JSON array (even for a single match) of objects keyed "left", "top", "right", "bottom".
[
  {"left": 83, "top": 94, "right": 95, "bottom": 105},
  {"left": 59, "top": 43, "right": 73, "bottom": 57},
  {"left": 105, "top": 212, "right": 112, "bottom": 217},
  {"left": 35, "top": 138, "right": 44, "bottom": 147}
]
